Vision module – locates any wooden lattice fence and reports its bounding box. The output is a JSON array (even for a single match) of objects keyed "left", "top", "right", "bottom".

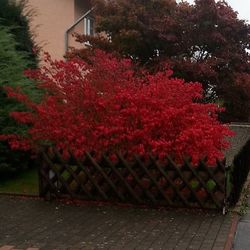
[{"left": 38, "top": 147, "right": 229, "bottom": 212}]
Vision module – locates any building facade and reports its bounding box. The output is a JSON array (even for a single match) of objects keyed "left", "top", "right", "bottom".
[{"left": 26, "top": 0, "right": 92, "bottom": 59}]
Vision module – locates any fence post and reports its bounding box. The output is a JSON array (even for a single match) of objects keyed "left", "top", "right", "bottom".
[
  {"left": 37, "top": 148, "right": 45, "bottom": 198},
  {"left": 37, "top": 146, "right": 54, "bottom": 201},
  {"left": 224, "top": 163, "right": 230, "bottom": 214}
]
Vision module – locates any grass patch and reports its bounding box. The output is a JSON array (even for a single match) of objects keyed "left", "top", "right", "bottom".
[{"left": 0, "top": 168, "right": 38, "bottom": 195}]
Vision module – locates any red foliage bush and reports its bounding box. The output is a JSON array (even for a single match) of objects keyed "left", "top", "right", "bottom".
[{"left": 2, "top": 50, "right": 233, "bottom": 165}]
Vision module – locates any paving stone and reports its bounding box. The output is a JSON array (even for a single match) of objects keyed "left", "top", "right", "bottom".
[
  {"left": 212, "top": 247, "right": 224, "bottom": 250},
  {"left": 0, "top": 196, "right": 233, "bottom": 249}
]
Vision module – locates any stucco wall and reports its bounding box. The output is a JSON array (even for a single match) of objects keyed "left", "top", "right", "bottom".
[
  {"left": 27, "top": 0, "right": 75, "bottom": 59},
  {"left": 225, "top": 123, "right": 250, "bottom": 166}
]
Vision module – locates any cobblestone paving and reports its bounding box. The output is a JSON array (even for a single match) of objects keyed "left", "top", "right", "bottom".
[{"left": 0, "top": 196, "right": 233, "bottom": 250}]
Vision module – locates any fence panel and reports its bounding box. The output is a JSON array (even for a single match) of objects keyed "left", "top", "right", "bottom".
[{"left": 38, "top": 147, "right": 227, "bottom": 211}]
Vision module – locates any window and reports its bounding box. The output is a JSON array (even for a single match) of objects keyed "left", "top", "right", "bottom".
[{"left": 83, "top": 17, "right": 94, "bottom": 36}]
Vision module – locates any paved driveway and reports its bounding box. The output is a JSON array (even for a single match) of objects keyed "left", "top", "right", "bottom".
[
  {"left": 0, "top": 196, "right": 234, "bottom": 250},
  {"left": 233, "top": 198, "right": 250, "bottom": 250}
]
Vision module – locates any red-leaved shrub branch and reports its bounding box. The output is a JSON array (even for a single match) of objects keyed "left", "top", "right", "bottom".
[{"left": 2, "top": 50, "right": 234, "bottom": 165}]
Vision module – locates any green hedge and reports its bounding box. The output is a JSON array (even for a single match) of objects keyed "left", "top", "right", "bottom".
[
  {"left": 0, "top": 25, "right": 40, "bottom": 179},
  {"left": 0, "top": 0, "right": 37, "bottom": 66}
]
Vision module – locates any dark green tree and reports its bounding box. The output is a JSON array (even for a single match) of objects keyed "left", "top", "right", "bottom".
[
  {"left": 0, "top": 0, "right": 38, "bottom": 66},
  {"left": 0, "top": 0, "right": 40, "bottom": 179},
  {"left": 0, "top": 25, "right": 40, "bottom": 179}
]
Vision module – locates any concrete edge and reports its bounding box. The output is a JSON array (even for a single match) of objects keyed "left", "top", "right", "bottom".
[
  {"left": 0, "top": 193, "right": 40, "bottom": 199},
  {"left": 224, "top": 213, "right": 240, "bottom": 250},
  {"left": 229, "top": 124, "right": 250, "bottom": 128}
]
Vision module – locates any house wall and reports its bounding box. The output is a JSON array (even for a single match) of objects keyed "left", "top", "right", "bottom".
[{"left": 26, "top": 0, "right": 75, "bottom": 60}]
